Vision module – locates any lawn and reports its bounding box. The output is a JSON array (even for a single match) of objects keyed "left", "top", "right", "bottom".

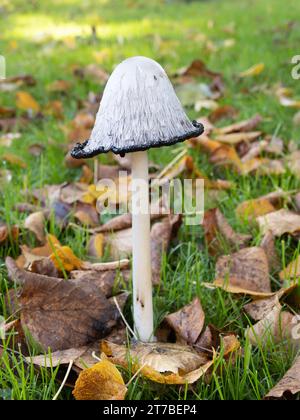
[{"left": 0, "top": 0, "right": 300, "bottom": 400}]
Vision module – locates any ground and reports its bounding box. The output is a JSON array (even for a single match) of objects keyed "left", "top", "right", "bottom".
[{"left": 0, "top": 0, "right": 300, "bottom": 400}]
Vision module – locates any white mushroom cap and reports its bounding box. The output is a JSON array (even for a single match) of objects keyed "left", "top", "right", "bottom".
[{"left": 71, "top": 56, "right": 203, "bottom": 158}]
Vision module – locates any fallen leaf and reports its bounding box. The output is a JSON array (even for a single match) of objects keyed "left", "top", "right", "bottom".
[
  {"left": 16, "top": 91, "right": 40, "bottom": 113},
  {"left": 24, "top": 211, "right": 46, "bottom": 243},
  {"left": 214, "top": 114, "right": 263, "bottom": 134},
  {"left": 70, "top": 269, "right": 130, "bottom": 298},
  {"left": 213, "top": 247, "right": 272, "bottom": 295},
  {"left": 0, "top": 224, "right": 19, "bottom": 246},
  {"left": 6, "top": 257, "right": 119, "bottom": 351},
  {"left": 73, "top": 359, "right": 127, "bottom": 400},
  {"left": 151, "top": 215, "right": 182, "bottom": 285},
  {"left": 50, "top": 245, "right": 83, "bottom": 272},
  {"left": 236, "top": 198, "right": 276, "bottom": 222},
  {"left": 2, "top": 152, "right": 27, "bottom": 168},
  {"left": 102, "top": 341, "right": 212, "bottom": 384},
  {"left": 87, "top": 234, "right": 104, "bottom": 258},
  {"left": 105, "top": 228, "right": 132, "bottom": 260},
  {"left": 260, "top": 231, "right": 281, "bottom": 272},
  {"left": 265, "top": 356, "right": 300, "bottom": 399},
  {"left": 47, "top": 79, "right": 71, "bottom": 93},
  {"left": 203, "top": 208, "right": 251, "bottom": 256},
  {"left": 257, "top": 209, "right": 300, "bottom": 237},
  {"left": 286, "top": 151, "right": 300, "bottom": 178},
  {"left": 28, "top": 143, "right": 45, "bottom": 157},
  {"left": 244, "top": 295, "right": 281, "bottom": 321},
  {"left": 44, "top": 100, "right": 64, "bottom": 120},
  {"left": 246, "top": 303, "right": 298, "bottom": 348},
  {"left": 214, "top": 131, "right": 261, "bottom": 145},
  {"left": 239, "top": 63, "right": 265, "bottom": 77},
  {"left": 280, "top": 255, "right": 300, "bottom": 285},
  {"left": 165, "top": 297, "right": 205, "bottom": 344},
  {"left": 209, "top": 105, "right": 239, "bottom": 123}
]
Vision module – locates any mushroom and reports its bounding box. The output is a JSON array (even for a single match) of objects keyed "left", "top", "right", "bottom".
[{"left": 71, "top": 56, "right": 203, "bottom": 342}]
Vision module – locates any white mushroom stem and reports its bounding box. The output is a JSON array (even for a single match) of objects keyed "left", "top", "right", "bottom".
[{"left": 131, "top": 150, "right": 154, "bottom": 342}]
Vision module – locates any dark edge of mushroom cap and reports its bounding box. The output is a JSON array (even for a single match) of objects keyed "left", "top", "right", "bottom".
[{"left": 71, "top": 120, "right": 204, "bottom": 159}]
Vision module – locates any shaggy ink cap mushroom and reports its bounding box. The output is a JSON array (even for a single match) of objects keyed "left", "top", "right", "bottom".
[{"left": 71, "top": 56, "right": 204, "bottom": 158}]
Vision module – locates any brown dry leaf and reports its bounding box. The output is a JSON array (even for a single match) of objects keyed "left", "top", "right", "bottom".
[
  {"left": 0, "top": 106, "right": 16, "bottom": 118},
  {"left": 16, "top": 234, "right": 61, "bottom": 269},
  {"left": 0, "top": 224, "right": 19, "bottom": 246},
  {"left": 165, "top": 297, "right": 205, "bottom": 344},
  {"left": 190, "top": 135, "right": 222, "bottom": 154},
  {"left": 6, "top": 257, "right": 119, "bottom": 351},
  {"left": 209, "top": 144, "right": 242, "bottom": 170},
  {"left": 280, "top": 256, "right": 300, "bottom": 285},
  {"left": 59, "top": 183, "right": 89, "bottom": 204},
  {"left": 24, "top": 211, "right": 46, "bottom": 243},
  {"left": 151, "top": 215, "right": 182, "bottom": 285},
  {"left": 97, "top": 214, "right": 133, "bottom": 233},
  {"left": 244, "top": 295, "right": 281, "bottom": 321},
  {"left": 70, "top": 269, "right": 130, "bottom": 298},
  {"left": 239, "top": 63, "right": 265, "bottom": 77},
  {"left": 87, "top": 234, "right": 104, "bottom": 258},
  {"left": 102, "top": 341, "right": 212, "bottom": 384},
  {"left": 105, "top": 228, "right": 133, "bottom": 260},
  {"left": 214, "top": 131, "right": 261, "bottom": 145},
  {"left": 0, "top": 74, "right": 36, "bottom": 88},
  {"left": 260, "top": 231, "right": 281, "bottom": 272},
  {"left": 27, "top": 346, "right": 88, "bottom": 368},
  {"left": 214, "top": 114, "right": 263, "bottom": 135},
  {"left": 47, "top": 80, "right": 71, "bottom": 93},
  {"left": 28, "top": 143, "right": 45, "bottom": 157},
  {"left": 265, "top": 356, "right": 300, "bottom": 399},
  {"left": 246, "top": 303, "right": 299, "bottom": 348},
  {"left": 286, "top": 151, "right": 300, "bottom": 178},
  {"left": 0, "top": 117, "right": 28, "bottom": 132},
  {"left": 203, "top": 208, "right": 251, "bottom": 256},
  {"left": 65, "top": 152, "right": 87, "bottom": 169},
  {"left": 44, "top": 100, "right": 64, "bottom": 120},
  {"left": 176, "top": 59, "right": 222, "bottom": 80},
  {"left": 16, "top": 91, "right": 40, "bottom": 113},
  {"left": 257, "top": 209, "right": 300, "bottom": 237},
  {"left": 256, "top": 159, "right": 285, "bottom": 176},
  {"left": 79, "top": 164, "right": 93, "bottom": 184},
  {"left": 209, "top": 105, "right": 239, "bottom": 123},
  {"left": 73, "top": 359, "right": 127, "bottom": 400},
  {"left": 212, "top": 247, "right": 272, "bottom": 296},
  {"left": 83, "top": 64, "right": 110, "bottom": 84},
  {"left": 236, "top": 198, "right": 276, "bottom": 222},
  {"left": 240, "top": 140, "right": 269, "bottom": 162},
  {"left": 2, "top": 152, "right": 27, "bottom": 169}
]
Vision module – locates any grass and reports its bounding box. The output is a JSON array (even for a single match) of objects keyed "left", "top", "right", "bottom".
[{"left": 0, "top": 0, "right": 300, "bottom": 400}]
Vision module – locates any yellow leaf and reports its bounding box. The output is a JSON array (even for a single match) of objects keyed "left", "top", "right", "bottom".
[
  {"left": 239, "top": 63, "right": 265, "bottom": 77},
  {"left": 50, "top": 245, "right": 83, "bottom": 272},
  {"left": 2, "top": 153, "right": 27, "bottom": 169},
  {"left": 73, "top": 359, "right": 127, "bottom": 400},
  {"left": 16, "top": 91, "right": 40, "bottom": 112},
  {"left": 236, "top": 198, "right": 276, "bottom": 222},
  {"left": 88, "top": 233, "right": 104, "bottom": 258}
]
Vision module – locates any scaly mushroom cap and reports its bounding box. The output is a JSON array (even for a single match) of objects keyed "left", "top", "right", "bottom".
[{"left": 71, "top": 56, "right": 203, "bottom": 158}]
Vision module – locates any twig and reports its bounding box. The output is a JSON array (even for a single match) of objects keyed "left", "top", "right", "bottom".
[
  {"left": 113, "top": 296, "right": 137, "bottom": 340},
  {"left": 52, "top": 360, "right": 74, "bottom": 401}
]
